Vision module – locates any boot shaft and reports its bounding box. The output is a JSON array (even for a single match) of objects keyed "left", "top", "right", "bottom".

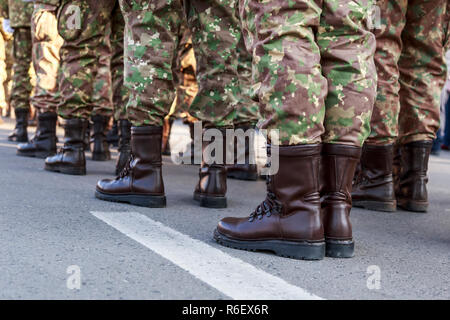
[
  {"left": 130, "top": 125, "right": 164, "bottom": 195},
  {"left": 397, "top": 140, "right": 432, "bottom": 204},
  {"left": 14, "top": 109, "right": 29, "bottom": 127},
  {"left": 91, "top": 115, "right": 109, "bottom": 138},
  {"left": 321, "top": 144, "right": 361, "bottom": 242},
  {"left": 400, "top": 141, "right": 432, "bottom": 176},
  {"left": 270, "top": 144, "right": 321, "bottom": 216},
  {"left": 62, "top": 118, "right": 88, "bottom": 146},
  {"left": 118, "top": 120, "right": 131, "bottom": 145},
  {"left": 36, "top": 112, "right": 57, "bottom": 137},
  {"left": 131, "top": 126, "right": 162, "bottom": 164},
  {"left": 360, "top": 144, "right": 394, "bottom": 180}
]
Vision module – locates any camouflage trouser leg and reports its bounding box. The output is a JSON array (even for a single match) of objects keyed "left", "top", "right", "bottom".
[
  {"left": 4, "top": 38, "right": 13, "bottom": 107},
  {"left": 187, "top": 0, "right": 244, "bottom": 128},
  {"left": 121, "top": 0, "right": 258, "bottom": 127},
  {"left": 234, "top": 30, "right": 259, "bottom": 127},
  {"left": 397, "top": 0, "right": 448, "bottom": 144},
  {"left": 241, "top": 0, "right": 376, "bottom": 146},
  {"left": 367, "top": 0, "right": 448, "bottom": 145},
  {"left": 31, "top": 7, "right": 64, "bottom": 114},
  {"left": 0, "top": 33, "right": 7, "bottom": 111},
  {"left": 11, "top": 27, "right": 32, "bottom": 111},
  {"left": 111, "top": 1, "right": 129, "bottom": 121},
  {"left": 57, "top": 0, "right": 115, "bottom": 119},
  {"left": 120, "top": 0, "right": 185, "bottom": 126},
  {"left": 173, "top": 25, "right": 198, "bottom": 115},
  {"left": 91, "top": 29, "right": 113, "bottom": 118}
]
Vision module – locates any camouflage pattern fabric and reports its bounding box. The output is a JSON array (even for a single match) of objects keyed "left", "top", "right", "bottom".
[
  {"left": 366, "top": 0, "right": 449, "bottom": 145},
  {"left": 110, "top": 2, "right": 129, "bottom": 121},
  {"left": 0, "top": 19, "right": 7, "bottom": 112},
  {"left": 120, "top": 0, "right": 259, "bottom": 128},
  {"left": 56, "top": 0, "right": 116, "bottom": 119},
  {"left": 30, "top": 5, "right": 63, "bottom": 113},
  {"left": 240, "top": 0, "right": 377, "bottom": 146},
  {"left": 173, "top": 25, "right": 198, "bottom": 116},
  {"left": 11, "top": 27, "right": 32, "bottom": 111},
  {"left": 0, "top": 0, "right": 34, "bottom": 28}
]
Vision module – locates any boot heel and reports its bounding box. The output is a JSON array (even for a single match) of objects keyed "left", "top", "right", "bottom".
[
  {"left": 227, "top": 171, "right": 258, "bottom": 181},
  {"left": 274, "top": 242, "right": 325, "bottom": 261},
  {"left": 92, "top": 152, "right": 111, "bottom": 161},
  {"left": 353, "top": 200, "right": 397, "bottom": 212},
  {"left": 326, "top": 239, "right": 354, "bottom": 258},
  {"left": 128, "top": 195, "right": 166, "bottom": 208},
  {"left": 194, "top": 193, "right": 227, "bottom": 208},
  {"left": 60, "top": 166, "right": 86, "bottom": 175},
  {"left": 95, "top": 190, "right": 166, "bottom": 208},
  {"left": 398, "top": 199, "right": 428, "bottom": 213}
]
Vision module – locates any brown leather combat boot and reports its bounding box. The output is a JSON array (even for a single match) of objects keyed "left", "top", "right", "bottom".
[
  {"left": 226, "top": 125, "right": 258, "bottom": 181},
  {"left": 351, "top": 144, "right": 397, "bottom": 212},
  {"left": 45, "top": 118, "right": 87, "bottom": 175},
  {"left": 17, "top": 111, "right": 57, "bottom": 158},
  {"left": 396, "top": 140, "right": 432, "bottom": 212},
  {"left": 194, "top": 128, "right": 228, "bottom": 208},
  {"left": 214, "top": 144, "right": 325, "bottom": 260},
  {"left": 91, "top": 115, "right": 111, "bottom": 161},
  {"left": 8, "top": 109, "right": 29, "bottom": 142},
  {"left": 115, "top": 119, "right": 131, "bottom": 175},
  {"left": 95, "top": 126, "right": 166, "bottom": 208},
  {"left": 321, "top": 144, "right": 361, "bottom": 258}
]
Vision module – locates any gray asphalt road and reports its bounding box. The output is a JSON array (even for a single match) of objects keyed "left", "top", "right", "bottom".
[{"left": 0, "top": 118, "right": 449, "bottom": 300}]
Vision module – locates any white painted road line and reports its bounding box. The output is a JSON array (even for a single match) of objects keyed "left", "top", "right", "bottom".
[{"left": 91, "top": 211, "right": 323, "bottom": 300}]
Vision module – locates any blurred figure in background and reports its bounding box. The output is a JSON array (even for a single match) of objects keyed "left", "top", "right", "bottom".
[
  {"left": 0, "top": 0, "right": 34, "bottom": 142},
  {"left": 438, "top": 50, "right": 450, "bottom": 152},
  {"left": 16, "top": 2, "right": 63, "bottom": 159},
  {"left": 0, "top": 16, "right": 12, "bottom": 122}
]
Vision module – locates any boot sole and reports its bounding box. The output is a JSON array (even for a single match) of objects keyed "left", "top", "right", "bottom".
[
  {"left": 17, "top": 150, "right": 55, "bottom": 159},
  {"left": 325, "top": 239, "right": 354, "bottom": 258},
  {"left": 214, "top": 229, "right": 325, "bottom": 260},
  {"left": 227, "top": 171, "right": 258, "bottom": 181},
  {"left": 397, "top": 199, "right": 428, "bottom": 213},
  {"left": 44, "top": 164, "right": 86, "bottom": 175},
  {"left": 91, "top": 152, "right": 111, "bottom": 161},
  {"left": 95, "top": 190, "right": 166, "bottom": 208},
  {"left": 193, "top": 192, "right": 227, "bottom": 208},
  {"left": 352, "top": 199, "right": 397, "bottom": 212}
]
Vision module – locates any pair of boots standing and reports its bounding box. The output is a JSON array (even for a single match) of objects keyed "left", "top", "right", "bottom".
[
  {"left": 352, "top": 142, "right": 433, "bottom": 213},
  {"left": 14, "top": 112, "right": 132, "bottom": 176},
  {"left": 94, "top": 123, "right": 361, "bottom": 261}
]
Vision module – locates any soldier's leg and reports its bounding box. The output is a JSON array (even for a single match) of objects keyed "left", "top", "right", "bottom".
[
  {"left": 395, "top": 0, "right": 449, "bottom": 212},
  {"left": 0, "top": 32, "right": 7, "bottom": 121},
  {"left": 95, "top": 0, "right": 185, "bottom": 207},
  {"left": 4, "top": 36, "right": 13, "bottom": 117},
  {"left": 8, "top": 27, "right": 32, "bottom": 142},
  {"left": 319, "top": 0, "right": 377, "bottom": 257},
  {"left": 90, "top": 30, "right": 113, "bottom": 162},
  {"left": 215, "top": 0, "right": 328, "bottom": 260},
  {"left": 226, "top": 25, "right": 260, "bottom": 181},
  {"left": 352, "top": 0, "right": 407, "bottom": 212},
  {"left": 110, "top": 1, "right": 131, "bottom": 173},
  {"left": 45, "top": 0, "right": 116, "bottom": 176},
  {"left": 17, "top": 5, "right": 63, "bottom": 159},
  {"left": 187, "top": 0, "right": 258, "bottom": 207}
]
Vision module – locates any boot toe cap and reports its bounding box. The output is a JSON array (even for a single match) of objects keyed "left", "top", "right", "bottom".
[
  {"left": 217, "top": 217, "right": 247, "bottom": 239},
  {"left": 96, "top": 179, "right": 115, "bottom": 193}
]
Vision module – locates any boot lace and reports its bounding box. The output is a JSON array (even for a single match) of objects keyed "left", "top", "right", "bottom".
[
  {"left": 248, "top": 162, "right": 282, "bottom": 222},
  {"left": 118, "top": 154, "right": 134, "bottom": 179}
]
